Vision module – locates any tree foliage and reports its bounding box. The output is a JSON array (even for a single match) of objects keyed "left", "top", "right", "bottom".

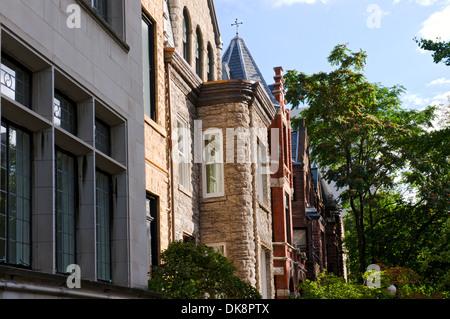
[
  {"left": 415, "top": 37, "right": 450, "bottom": 66},
  {"left": 298, "top": 267, "right": 448, "bottom": 299},
  {"left": 284, "top": 44, "right": 448, "bottom": 283},
  {"left": 298, "top": 272, "right": 393, "bottom": 299},
  {"left": 148, "top": 241, "right": 262, "bottom": 299}
]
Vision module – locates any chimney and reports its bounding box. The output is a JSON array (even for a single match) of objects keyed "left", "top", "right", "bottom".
[{"left": 272, "top": 66, "right": 286, "bottom": 108}]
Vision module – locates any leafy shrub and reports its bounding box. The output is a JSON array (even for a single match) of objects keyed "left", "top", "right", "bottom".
[
  {"left": 148, "top": 241, "right": 262, "bottom": 299},
  {"left": 298, "top": 272, "right": 393, "bottom": 299},
  {"left": 303, "top": 265, "right": 449, "bottom": 299},
  {"left": 379, "top": 264, "right": 448, "bottom": 299}
]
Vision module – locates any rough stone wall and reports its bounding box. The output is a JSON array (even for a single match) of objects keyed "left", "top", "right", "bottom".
[
  {"left": 198, "top": 101, "right": 257, "bottom": 285},
  {"left": 168, "top": 62, "right": 201, "bottom": 241},
  {"left": 197, "top": 82, "right": 274, "bottom": 296}
]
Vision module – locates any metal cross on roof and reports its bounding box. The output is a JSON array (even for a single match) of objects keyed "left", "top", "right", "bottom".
[{"left": 231, "top": 18, "right": 243, "bottom": 36}]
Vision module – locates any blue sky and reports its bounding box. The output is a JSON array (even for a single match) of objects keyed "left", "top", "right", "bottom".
[{"left": 214, "top": 0, "right": 450, "bottom": 111}]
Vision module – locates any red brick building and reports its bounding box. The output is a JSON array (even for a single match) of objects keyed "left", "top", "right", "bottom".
[
  {"left": 291, "top": 120, "right": 346, "bottom": 282},
  {"left": 270, "top": 67, "right": 306, "bottom": 298}
]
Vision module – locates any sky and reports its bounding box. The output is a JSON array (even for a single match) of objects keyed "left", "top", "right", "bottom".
[{"left": 214, "top": 0, "right": 450, "bottom": 111}]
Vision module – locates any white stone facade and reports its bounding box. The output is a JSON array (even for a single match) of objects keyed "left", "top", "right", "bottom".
[{"left": 0, "top": 0, "right": 153, "bottom": 298}]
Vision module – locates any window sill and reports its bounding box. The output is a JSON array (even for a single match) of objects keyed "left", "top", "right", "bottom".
[
  {"left": 258, "top": 200, "right": 271, "bottom": 214},
  {"left": 145, "top": 115, "right": 166, "bottom": 138},
  {"left": 0, "top": 264, "right": 160, "bottom": 299},
  {"left": 75, "top": 0, "right": 130, "bottom": 52},
  {"left": 200, "top": 195, "right": 227, "bottom": 203},
  {"left": 178, "top": 184, "right": 192, "bottom": 198}
]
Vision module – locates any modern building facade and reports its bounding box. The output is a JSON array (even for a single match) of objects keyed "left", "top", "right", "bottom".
[{"left": 0, "top": 0, "right": 156, "bottom": 298}]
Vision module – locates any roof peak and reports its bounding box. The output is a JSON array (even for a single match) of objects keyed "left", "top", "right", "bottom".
[{"left": 222, "top": 35, "right": 277, "bottom": 105}]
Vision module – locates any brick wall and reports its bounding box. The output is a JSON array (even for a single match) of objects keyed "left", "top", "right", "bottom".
[{"left": 142, "top": 1, "right": 171, "bottom": 256}]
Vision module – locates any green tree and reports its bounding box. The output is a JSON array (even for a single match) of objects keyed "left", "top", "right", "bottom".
[
  {"left": 284, "top": 44, "right": 439, "bottom": 278},
  {"left": 148, "top": 241, "right": 262, "bottom": 299},
  {"left": 415, "top": 37, "right": 450, "bottom": 66}
]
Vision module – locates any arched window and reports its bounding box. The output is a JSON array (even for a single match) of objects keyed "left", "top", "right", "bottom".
[
  {"left": 206, "top": 43, "right": 214, "bottom": 81},
  {"left": 195, "top": 27, "right": 203, "bottom": 78},
  {"left": 182, "top": 9, "right": 191, "bottom": 64},
  {"left": 195, "top": 27, "right": 203, "bottom": 79}
]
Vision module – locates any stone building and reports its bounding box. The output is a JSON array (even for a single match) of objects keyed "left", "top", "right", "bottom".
[
  {"left": 0, "top": 0, "right": 157, "bottom": 298},
  {"left": 162, "top": 1, "right": 276, "bottom": 298},
  {"left": 163, "top": 0, "right": 223, "bottom": 246},
  {"left": 221, "top": 35, "right": 302, "bottom": 299}
]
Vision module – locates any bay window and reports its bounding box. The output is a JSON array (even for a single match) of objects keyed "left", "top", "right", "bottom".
[{"left": 202, "top": 129, "right": 224, "bottom": 198}]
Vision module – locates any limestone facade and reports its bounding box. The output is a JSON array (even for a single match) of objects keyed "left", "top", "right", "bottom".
[{"left": 0, "top": 0, "right": 155, "bottom": 298}]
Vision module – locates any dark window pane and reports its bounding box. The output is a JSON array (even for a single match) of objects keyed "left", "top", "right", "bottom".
[
  {"left": 54, "top": 91, "right": 77, "bottom": 135},
  {"left": 0, "top": 121, "right": 31, "bottom": 266},
  {"left": 92, "top": 0, "right": 109, "bottom": 22},
  {"left": 182, "top": 10, "right": 190, "bottom": 63},
  {"left": 146, "top": 195, "right": 158, "bottom": 268},
  {"left": 207, "top": 47, "right": 213, "bottom": 82},
  {"left": 142, "top": 15, "right": 156, "bottom": 121},
  {"left": 195, "top": 29, "right": 202, "bottom": 78},
  {"left": 95, "top": 118, "right": 111, "bottom": 156},
  {"left": 1, "top": 55, "right": 31, "bottom": 108},
  {"left": 55, "top": 150, "right": 76, "bottom": 273},
  {"left": 96, "top": 170, "right": 111, "bottom": 282}
]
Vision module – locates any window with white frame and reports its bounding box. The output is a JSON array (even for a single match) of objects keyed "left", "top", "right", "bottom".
[
  {"left": 207, "top": 243, "right": 226, "bottom": 256},
  {"left": 257, "top": 138, "right": 268, "bottom": 202},
  {"left": 177, "top": 118, "right": 190, "bottom": 190},
  {"left": 203, "top": 129, "right": 224, "bottom": 197}
]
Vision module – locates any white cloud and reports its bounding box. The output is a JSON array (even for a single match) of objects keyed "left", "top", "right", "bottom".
[
  {"left": 418, "top": 5, "right": 450, "bottom": 41},
  {"left": 272, "top": 0, "right": 329, "bottom": 7},
  {"left": 431, "top": 91, "right": 450, "bottom": 103},
  {"left": 416, "top": 0, "right": 440, "bottom": 5},
  {"left": 393, "top": 0, "right": 446, "bottom": 5},
  {"left": 426, "top": 77, "right": 450, "bottom": 86},
  {"left": 403, "top": 92, "right": 431, "bottom": 107}
]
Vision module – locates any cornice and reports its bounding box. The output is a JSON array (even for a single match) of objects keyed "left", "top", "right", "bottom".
[{"left": 198, "top": 79, "right": 276, "bottom": 125}]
